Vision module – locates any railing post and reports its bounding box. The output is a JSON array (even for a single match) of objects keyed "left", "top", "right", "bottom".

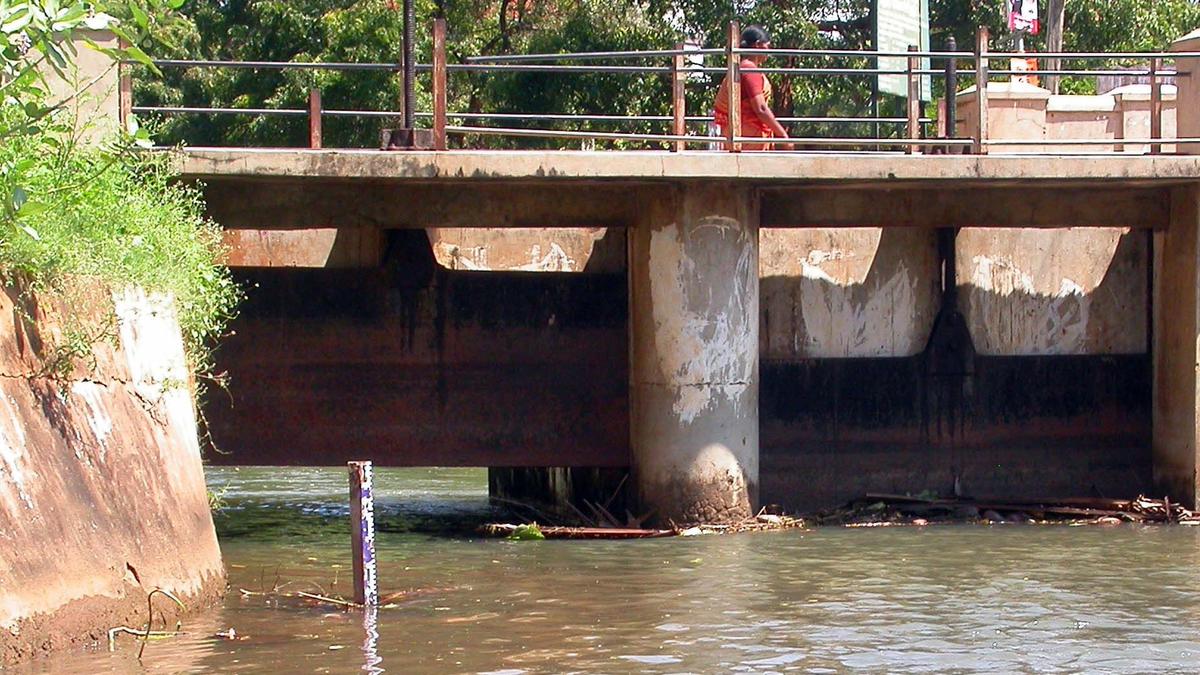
[
  {"left": 974, "top": 27, "right": 989, "bottom": 155},
  {"left": 671, "top": 42, "right": 686, "bottom": 152},
  {"left": 945, "top": 37, "right": 958, "bottom": 140},
  {"left": 308, "top": 88, "right": 322, "bottom": 149},
  {"left": 432, "top": 18, "right": 448, "bottom": 151},
  {"left": 118, "top": 38, "right": 132, "bottom": 131},
  {"left": 906, "top": 45, "right": 920, "bottom": 155},
  {"left": 402, "top": 0, "right": 415, "bottom": 131},
  {"left": 726, "top": 21, "right": 740, "bottom": 153},
  {"left": 348, "top": 461, "right": 378, "bottom": 607},
  {"left": 1150, "top": 56, "right": 1163, "bottom": 155}
]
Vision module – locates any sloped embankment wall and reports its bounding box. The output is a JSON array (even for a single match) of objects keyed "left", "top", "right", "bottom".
[{"left": 0, "top": 284, "right": 224, "bottom": 663}]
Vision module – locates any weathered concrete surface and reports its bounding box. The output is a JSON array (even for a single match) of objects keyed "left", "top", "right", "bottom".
[
  {"left": 40, "top": 29, "right": 121, "bottom": 143},
  {"left": 205, "top": 232, "right": 628, "bottom": 468},
  {"left": 761, "top": 186, "right": 1169, "bottom": 229},
  {"left": 426, "top": 227, "right": 625, "bottom": 273},
  {"left": 0, "top": 284, "right": 224, "bottom": 664},
  {"left": 176, "top": 148, "right": 1200, "bottom": 185},
  {"left": 629, "top": 185, "right": 758, "bottom": 525},
  {"left": 223, "top": 228, "right": 384, "bottom": 267},
  {"left": 1175, "top": 31, "right": 1200, "bottom": 156},
  {"left": 958, "top": 228, "right": 1147, "bottom": 355},
  {"left": 1154, "top": 185, "right": 1200, "bottom": 507},
  {"left": 761, "top": 228, "right": 939, "bottom": 358}
]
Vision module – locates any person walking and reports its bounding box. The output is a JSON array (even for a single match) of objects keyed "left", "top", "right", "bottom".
[{"left": 713, "top": 25, "right": 793, "bottom": 151}]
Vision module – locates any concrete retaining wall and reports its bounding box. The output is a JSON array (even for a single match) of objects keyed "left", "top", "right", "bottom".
[{"left": 0, "top": 283, "right": 224, "bottom": 664}]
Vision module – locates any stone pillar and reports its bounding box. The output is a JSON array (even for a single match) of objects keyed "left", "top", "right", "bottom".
[{"left": 628, "top": 184, "right": 759, "bottom": 525}]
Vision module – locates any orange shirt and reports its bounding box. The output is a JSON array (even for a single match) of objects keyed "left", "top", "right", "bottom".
[{"left": 713, "top": 59, "right": 774, "bottom": 136}]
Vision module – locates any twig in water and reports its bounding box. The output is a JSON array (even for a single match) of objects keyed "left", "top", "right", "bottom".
[{"left": 138, "top": 588, "right": 186, "bottom": 660}]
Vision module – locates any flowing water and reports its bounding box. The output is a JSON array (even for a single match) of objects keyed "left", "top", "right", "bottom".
[{"left": 16, "top": 467, "right": 1200, "bottom": 674}]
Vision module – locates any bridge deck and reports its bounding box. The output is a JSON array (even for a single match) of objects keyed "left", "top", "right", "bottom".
[{"left": 177, "top": 148, "right": 1200, "bottom": 187}]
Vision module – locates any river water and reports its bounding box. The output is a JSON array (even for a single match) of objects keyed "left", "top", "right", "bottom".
[{"left": 18, "top": 466, "right": 1200, "bottom": 673}]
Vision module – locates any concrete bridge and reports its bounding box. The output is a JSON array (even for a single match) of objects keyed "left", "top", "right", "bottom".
[
  {"left": 164, "top": 29, "right": 1200, "bottom": 524},
  {"left": 183, "top": 144, "right": 1200, "bottom": 523}
]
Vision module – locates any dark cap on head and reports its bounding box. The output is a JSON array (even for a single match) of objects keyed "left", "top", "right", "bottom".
[{"left": 740, "top": 25, "right": 770, "bottom": 49}]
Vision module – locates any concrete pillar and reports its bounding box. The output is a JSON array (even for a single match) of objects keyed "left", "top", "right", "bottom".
[
  {"left": 629, "top": 184, "right": 759, "bottom": 525},
  {"left": 1153, "top": 31, "right": 1200, "bottom": 507},
  {"left": 1171, "top": 30, "right": 1200, "bottom": 147},
  {"left": 1154, "top": 185, "right": 1200, "bottom": 507}
]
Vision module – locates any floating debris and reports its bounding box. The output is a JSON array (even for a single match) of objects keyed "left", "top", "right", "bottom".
[
  {"left": 481, "top": 509, "right": 807, "bottom": 539},
  {"left": 816, "top": 493, "right": 1200, "bottom": 527}
]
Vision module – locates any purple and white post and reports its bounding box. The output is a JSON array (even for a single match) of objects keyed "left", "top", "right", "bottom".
[{"left": 348, "top": 461, "right": 378, "bottom": 606}]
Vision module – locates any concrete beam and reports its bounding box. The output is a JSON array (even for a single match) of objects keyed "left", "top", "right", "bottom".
[
  {"left": 201, "top": 179, "right": 648, "bottom": 230},
  {"left": 176, "top": 148, "right": 1200, "bottom": 187},
  {"left": 762, "top": 186, "right": 1171, "bottom": 229}
]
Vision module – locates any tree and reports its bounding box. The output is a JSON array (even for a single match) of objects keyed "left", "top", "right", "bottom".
[{"left": 134, "top": 0, "right": 1200, "bottom": 148}]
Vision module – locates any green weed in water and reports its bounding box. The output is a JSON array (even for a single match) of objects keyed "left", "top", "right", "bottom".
[{"left": 507, "top": 524, "right": 546, "bottom": 541}]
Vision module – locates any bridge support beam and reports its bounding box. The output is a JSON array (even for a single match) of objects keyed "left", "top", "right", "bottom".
[
  {"left": 629, "top": 184, "right": 759, "bottom": 525},
  {"left": 1154, "top": 185, "right": 1200, "bottom": 509}
]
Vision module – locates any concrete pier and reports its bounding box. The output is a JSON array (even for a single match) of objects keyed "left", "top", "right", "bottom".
[
  {"left": 1154, "top": 32, "right": 1200, "bottom": 507},
  {"left": 628, "top": 185, "right": 759, "bottom": 524}
]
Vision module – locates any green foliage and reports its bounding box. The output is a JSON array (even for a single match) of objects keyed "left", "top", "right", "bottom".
[
  {"left": 0, "top": 1, "right": 239, "bottom": 386},
  {"left": 135, "top": 1, "right": 1200, "bottom": 148},
  {"left": 507, "top": 523, "right": 545, "bottom": 540},
  {"left": 0, "top": 114, "right": 239, "bottom": 370}
]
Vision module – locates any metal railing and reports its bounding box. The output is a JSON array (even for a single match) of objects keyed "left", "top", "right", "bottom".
[{"left": 118, "top": 22, "right": 1199, "bottom": 155}]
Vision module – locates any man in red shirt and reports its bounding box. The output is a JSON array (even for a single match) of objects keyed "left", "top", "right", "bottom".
[{"left": 713, "top": 25, "right": 793, "bottom": 151}]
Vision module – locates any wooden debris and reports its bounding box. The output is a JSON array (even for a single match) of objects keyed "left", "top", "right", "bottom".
[
  {"left": 821, "top": 494, "right": 1200, "bottom": 527},
  {"left": 481, "top": 508, "right": 807, "bottom": 540}
]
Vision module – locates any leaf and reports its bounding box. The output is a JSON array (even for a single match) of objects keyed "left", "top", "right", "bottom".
[
  {"left": 17, "top": 201, "right": 47, "bottom": 218},
  {"left": 1, "top": 13, "right": 31, "bottom": 36},
  {"left": 20, "top": 224, "right": 39, "bottom": 240},
  {"left": 130, "top": 3, "right": 148, "bottom": 31},
  {"left": 122, "top": 43, "right": 154, "bottom": 69}
]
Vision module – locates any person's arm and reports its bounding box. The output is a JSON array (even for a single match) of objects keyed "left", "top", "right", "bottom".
[
  {"left": 742, "top": 71, "right": 793, "bottom": 149},
  {"left": 748, "top": 93, "right": 790, "bottom": 142}
]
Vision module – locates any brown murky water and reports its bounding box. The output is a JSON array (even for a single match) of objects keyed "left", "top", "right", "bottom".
[{"left": 14, "top": 467, "right": 1200, "bottom": 673}]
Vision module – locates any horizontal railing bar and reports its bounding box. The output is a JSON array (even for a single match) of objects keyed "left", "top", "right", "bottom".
[
  {"left": 736, "top": 48, "right": 973, "bottom": 58},
  {"left": 446, "top": 125, "right": 697, "bottom": 143},
  {"left": 148, "top": 59, "right": 401, "bottom": 71},
  {"left": 737, "top": 136, "right": 974, "bottom": 146},
  {"left": 990, "top": 69, "right": 1181, "bottom": 76},
  {"left": 445, "top": 63, "right": 670, "bottom": 73},
  {"left": 985, "top": 51, "right": 1200, "bottom": 59},
  {"left": 135, "top": 106, "right": 932, "bottom": 126},
  {"left": 691, "top": 66, "right": 946, "bottom": 75},
  {"left": 466, "top": 48, "right": 723, "bottom": 63},
  {"left": 984, "top": 138, "right": 1198, "bottom": 145},
  {"left": 133, "top": 105, "right": 308, "bottom": 116}
]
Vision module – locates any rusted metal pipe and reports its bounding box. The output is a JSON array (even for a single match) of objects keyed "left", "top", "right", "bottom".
[
  {"left": 671, "top": 42, "right": 686, "bottom": 152},
  {"left": 906, "top": 45, "right": 920, "bottom": 155},
  {"left": 974, "top": 27, "right": 989, "bottom": 155},
  {"left": 945, "top": 37, "right": 958, "bottom": 140},
  {"left": 308, "top": 88, "right": 322, "bottom": 149},
  {"left": 403, "top": 0, "right": 415, "bottom": 131},
  {"left": 726, "top": 21, "right": 740, "bottom": 153},
  {"left": 432, "top": 18, "right": 447, "bottom": 150}
]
